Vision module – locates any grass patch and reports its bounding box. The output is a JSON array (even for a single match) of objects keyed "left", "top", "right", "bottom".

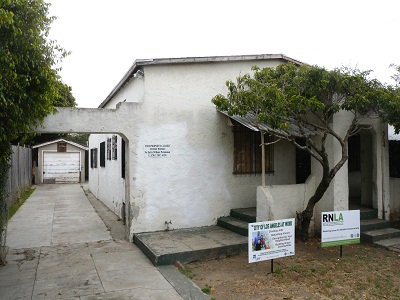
[
  {"left": 179, "top": 266, "right": 195, "bottom": 279},
  {"left": 187, "top": 239, "right": 400, "bottom": 299},
  {"left": 8, "top": 187, "right": 35, "bottom": 220},
  {"left": 325, "top": 280, "right": 334, "bottom": 288},
  {"left": 201, "top": 284, "right": 211, "bottom": 294}
]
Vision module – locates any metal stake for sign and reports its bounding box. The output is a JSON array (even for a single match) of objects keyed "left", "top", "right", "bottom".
[
  {"left": 271, "top": 259, "right": 274, "bottom": 273},
  {"left": 340, "top": 245, "right": 343, "bottom": 258}
]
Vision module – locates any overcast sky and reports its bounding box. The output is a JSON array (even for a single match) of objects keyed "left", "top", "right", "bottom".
[{"left": 48, "top": 0, "right": 400, "bottom": 108}]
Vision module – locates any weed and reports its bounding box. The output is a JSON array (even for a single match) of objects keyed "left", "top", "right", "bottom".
[
  {"left": 8, "top": 187, "right": 35, "bottom": 220},
  {"left": 202, "top": 284, "right": 211, "bottom": 294},
  {"left": 325, "top": 280, "right": 333, "bottom": 288},
  {"left": 179, "top": 266, "right": 194, "bottom": 279}
]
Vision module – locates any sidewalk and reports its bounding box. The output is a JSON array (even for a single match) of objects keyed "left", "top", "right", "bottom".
[{"left": 0, "top": 184, "right": 184, "bottom": 299}]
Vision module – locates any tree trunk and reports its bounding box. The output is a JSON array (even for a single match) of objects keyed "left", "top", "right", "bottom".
[{"left": 296, "top": 173, "right": 331, "bottom": 241}]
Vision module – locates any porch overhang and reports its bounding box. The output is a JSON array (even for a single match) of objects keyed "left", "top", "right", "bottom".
[{"left": 218, "top": 110, "right": 318, "bottom": 137}]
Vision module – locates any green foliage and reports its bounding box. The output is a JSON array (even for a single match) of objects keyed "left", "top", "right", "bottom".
[
  {"left": 179, "top": 266, "right": 195, "bottom": 279},
  {"left": 0, "top": 0, "right": 69, "bottom": 164},
  {"left": 212, "top": 63, "right": 399, "bottom": 138},
  {"left": 53, "top": 80, "right": 76, "bottom": 107},
  {"left": 8, "top": 187, "right": 35, "bottom": 220},
  {"left": 201, "top": 285, "right": 211, "bottom": 295},
  {"left": 212, "top": 62, "right": 400, "bottom": 240},
  {"left": 0, "top": 0, "right": 69, "bottom": 264}
]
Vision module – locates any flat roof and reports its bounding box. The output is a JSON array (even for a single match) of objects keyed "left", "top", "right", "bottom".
[{"left": 99, "top": 54, "right": 304, "bottom": 108}]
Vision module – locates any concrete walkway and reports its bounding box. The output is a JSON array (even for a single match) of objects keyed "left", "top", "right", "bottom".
[{"left": 0, "top": 184, "right": 183, "bottom": 299}]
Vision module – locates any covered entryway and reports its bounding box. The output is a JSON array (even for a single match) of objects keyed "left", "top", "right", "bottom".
[
  {"left": 348, "top": 129, "right": 374, "bottom": 208},
  {"left": 43, "top": 151, "right": 80, "bottom": 183}
]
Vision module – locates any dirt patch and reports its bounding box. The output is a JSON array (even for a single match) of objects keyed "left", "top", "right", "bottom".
[{"left": 185, "top": 240, "right": 400, "bottom": 300}]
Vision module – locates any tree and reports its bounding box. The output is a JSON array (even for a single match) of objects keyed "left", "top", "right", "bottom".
[
  {"left": 0, "top": 0, "right": 69, "bottom": 162},
  {"left": 31, "top": 81, "right": 77, "bottom": 145},
  {"left": 212, "top": 62, "right": 400, "bottom": 241},
  {"left": 53, "top": 81, "right": 76, "bottom": 107},
  {"left": 0, "top": 0, "right": 68, "bottom": 264}
]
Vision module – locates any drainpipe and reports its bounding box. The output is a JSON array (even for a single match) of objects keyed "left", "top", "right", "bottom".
[{"left": 261, "top": 132, "right": 266, "bottom": 187}]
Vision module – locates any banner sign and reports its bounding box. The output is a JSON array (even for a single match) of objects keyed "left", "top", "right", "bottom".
[
  {"left": 248, "top": 218, "right": 295, "bottom": 263},
  {"left": 321, "top": 210, "right": 360, "bottom": 248}
]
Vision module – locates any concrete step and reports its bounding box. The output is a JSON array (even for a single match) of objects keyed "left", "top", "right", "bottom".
[
  {"left": 361, "top": 227, "right": 400, "bottom": 243},
  {"left": 360, "top": 218, "right": 390, "bottom": 232},
  {"left": 134, "top": 226, "right": 247, "bottom": 266},
  {"left": 349, "top": 204, "right": 378, "bottom": 220},
  {"left": 359, "top": 208, "right": 378, "bottom": 220},
  {"left": 230, "top": 207, "right": 256, "bottom": 223},
  {"left": 374, "top": 237, "right": 400, "bottom": 248},
  {"left": 217, "top": 216, "right": 248, "bottom": 236}
]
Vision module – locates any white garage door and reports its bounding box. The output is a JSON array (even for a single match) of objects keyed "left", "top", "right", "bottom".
[{"left": 43, "top": 152, "right": 80, "bottom": 183}]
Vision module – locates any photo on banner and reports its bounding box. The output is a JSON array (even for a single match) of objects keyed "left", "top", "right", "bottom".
[{"left": 248, "top": 218, "right": 295, "bottom": 263}]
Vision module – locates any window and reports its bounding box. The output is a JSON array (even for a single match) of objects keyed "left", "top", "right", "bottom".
[
  {"left": 233, "top": 121, "right": 274, "bottom": 174},
  {"left": 121, "top": 138, "right": 126, "bottom": 178},
  {"left": 107, "top": 138, "right": 111, "bottom": 160},
  {"left": 112, "top": 135, "right": 118, "bottom": 160},
  {"left": 57, "top": 142, "right": 67, "bottom": 152},
  {"left": 100, "top": 142, "right": 105, "bottom": 167},
  {"left": 90, "top": 148, "right": 98, "bottom": 168}
]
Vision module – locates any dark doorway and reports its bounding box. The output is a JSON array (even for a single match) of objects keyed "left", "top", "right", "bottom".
[{"left": 296, "top": 139, "right": 311, "bottom": 184}]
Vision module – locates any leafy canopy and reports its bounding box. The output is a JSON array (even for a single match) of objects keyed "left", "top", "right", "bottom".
[
  {"left": 0, "top": 0, "right": 70, "bottom": 163},
  {"left": 212, "top": 62, "right": 400, "bottom": 241},
  {"left": 212, "top": 63, "right": 400, "bottom": 139}
]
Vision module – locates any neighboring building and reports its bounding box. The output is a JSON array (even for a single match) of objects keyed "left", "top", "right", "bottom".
[
  {"left": 33, "top": 139, "right": 88, "bottom": 184},
  {"left": 87, "top": 54, "right": 392, "bottom": 239}
]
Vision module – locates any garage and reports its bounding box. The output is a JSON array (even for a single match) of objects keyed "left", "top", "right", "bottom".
[
  {"left": 33, "top": 139, "right": 88, "bottom": 184},
  {"left": 43, "top": 152, "right": 80, "bottom": 183}
]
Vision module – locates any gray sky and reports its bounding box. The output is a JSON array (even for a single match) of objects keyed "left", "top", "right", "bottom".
[{"left": 48, "top": 0, "right": 400, "bottom": 108}]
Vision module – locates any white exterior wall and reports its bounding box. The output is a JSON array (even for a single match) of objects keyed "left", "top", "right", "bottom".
[
  {"left": 36, "top": 143, "right": 86, "bottom": 184},
  {"left": 257, "top": 175, "right": 316, "bottom": 222},
  {"left": 36, "top": 60, "right": 392, "bottom": 238},
  {"left": 91, "top": 59, "right": 297, "bottom": 234},
  {"left": 89, "top": 134, "right": 126, "bottom": 218}
]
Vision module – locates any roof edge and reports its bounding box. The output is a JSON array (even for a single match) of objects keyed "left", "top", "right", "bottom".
[
  {"left": 98, "top": 53, "right": 304, "bottom": 108},
  {"left": 32, "top": 138, "right": 88, "bottom": 150}
]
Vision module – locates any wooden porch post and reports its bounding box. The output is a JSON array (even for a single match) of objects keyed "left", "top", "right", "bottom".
[{"left": 261, "top": 131, "right": 266, "bottom": 187}]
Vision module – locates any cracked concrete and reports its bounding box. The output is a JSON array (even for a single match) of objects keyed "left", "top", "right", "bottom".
[{"left": 0, "top": 184, "right": 183, "bottom": 300}]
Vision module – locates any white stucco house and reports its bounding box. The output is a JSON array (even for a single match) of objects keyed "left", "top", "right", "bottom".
[
  {"left": 87, "top": 54, "right": 394, "bottom": 239},
  {"left": 33, "top": 139, "right": 88, "bottom": 184}
]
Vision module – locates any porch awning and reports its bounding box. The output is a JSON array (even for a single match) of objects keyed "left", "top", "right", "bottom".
[{"left": 218, "top": 110, "right": 319, "bottom": 137}]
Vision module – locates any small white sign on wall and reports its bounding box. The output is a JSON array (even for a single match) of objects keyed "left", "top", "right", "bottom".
[{"left": 144, "top": 144, "right": 171, "bottom": 158}]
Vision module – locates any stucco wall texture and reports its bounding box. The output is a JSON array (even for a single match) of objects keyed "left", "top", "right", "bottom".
[
  {"left": 89, "top": 59, "right": 298, "bottom": 235},
  {"left": 38, "top": 56, "right": 391, "bottom": 238}
]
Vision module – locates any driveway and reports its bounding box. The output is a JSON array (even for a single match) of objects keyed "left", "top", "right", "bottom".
[{"left": 0, "top": 184, "right": 183, "bottom": 299}]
